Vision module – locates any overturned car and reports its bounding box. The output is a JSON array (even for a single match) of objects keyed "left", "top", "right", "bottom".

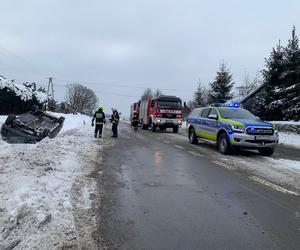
[{"left": 1, "top": 106, "right": 65, "bottom": 143}]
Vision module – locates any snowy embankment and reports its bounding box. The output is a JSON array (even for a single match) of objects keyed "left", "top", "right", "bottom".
[{"left": 0, "top": 113, "right": 105, "bottom": 249}]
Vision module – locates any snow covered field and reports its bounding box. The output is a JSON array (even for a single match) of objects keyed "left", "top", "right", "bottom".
[
  {"left": 0, "top": 113, "right": 108, "bottom": 249},
  {"left": 278, "top": 132, "right": 300, "bottom": 148}
]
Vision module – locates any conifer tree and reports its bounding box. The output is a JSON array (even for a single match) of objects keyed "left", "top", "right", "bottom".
[
  {"left": 209, "top": 63, "right": 234, "bottom": 103},
  {"left": 281, "top": 26, "right": 300, "bottom": 120},
  {"left": 262, "top": 41, "right": 285, "bottom": 120}
]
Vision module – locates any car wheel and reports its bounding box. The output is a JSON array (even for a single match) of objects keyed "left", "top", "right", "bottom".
[
  {"left": 41, "top": 128, "right": 50, "bottom": 138},
  {"left": 188, "top": 127, "right": 198, "bottom": 144},
  {"left": 258, "top": 148, "right": 274, "bottom": 156},
  {"left": 217, "top": 133, "right": 232, "bottom": 154},
  {"left": 5, "top": 115, "right": 16, "bottom": 126},
  {"left": 58, "top": 117, "right": 65, "bottom": 124},
  {"left": 152, "top": 124, "right": 156, "bottom": 132},
  {"left": 173, "top": 126, "right": 179, "bottom": 133},
  {"left": 30, "top": 105, "right": 39, "bottom": 113}
]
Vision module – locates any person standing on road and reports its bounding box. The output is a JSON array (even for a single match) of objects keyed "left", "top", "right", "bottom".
[
  {"left": 110, "top": 108, "right": 119, "bottom": 138},
  {"left": 92, "top": 106, "right": 106, "bottom": 138}
]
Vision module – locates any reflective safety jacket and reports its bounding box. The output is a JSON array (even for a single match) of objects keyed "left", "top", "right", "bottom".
[
  {"left": 93, "top": 110, "right": 106, "bottom": 125},
  {"left": 111, "top": 111, "right": 119, "bottom": 124}
]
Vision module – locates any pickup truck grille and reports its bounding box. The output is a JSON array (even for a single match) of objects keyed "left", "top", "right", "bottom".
[{"left": 246, "top": 127, "right": 274, "bottom": 135}]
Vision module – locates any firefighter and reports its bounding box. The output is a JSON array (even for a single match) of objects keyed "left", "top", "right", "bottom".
[
  {"left": 92, "top": 106, "right": 106, "bottom": 138},
  {"left": 110, "top": 108, "right": 119, "bottom": 138},
  {"left": 132, "top": 112, "right": 139, "bottom": 130}
]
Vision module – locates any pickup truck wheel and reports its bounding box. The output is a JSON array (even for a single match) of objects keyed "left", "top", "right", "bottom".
[
  {"left": 188, "top": 128, "right": 198, "bottom": 144},
  {"left": 142, "top": 124, "right": 148, "bottom": 130},
  {"left": 258, "top": 148, "right": 274, "bottom": 156},
  {"left": 217, "top": 133, "right": 232, "bottom": 154},
  {"left": 5, "top": 115, "right": 16, "bottom": 126},
  {"left": 173, "top": 126, "right": 179, "bottom": 133},
  {"left": 152, "top": 124, "right": 156, "bottom": 132}
]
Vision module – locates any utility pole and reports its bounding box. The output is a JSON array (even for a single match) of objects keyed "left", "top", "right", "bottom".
[{"left": 46, "top": 77, "right": 55, "bottom": 111}]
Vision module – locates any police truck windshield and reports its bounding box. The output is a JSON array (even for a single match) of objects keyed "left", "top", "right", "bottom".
[
  {"left": 218, "top": 108, "right": 257, "bottom": 120},
  {"left": 158, "top": 100, "right": 181, "bottom": 109}
]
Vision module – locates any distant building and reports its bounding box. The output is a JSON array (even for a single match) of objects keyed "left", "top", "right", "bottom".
[{"left": 240, "top": 83, "right": 266, "bottom": 114}]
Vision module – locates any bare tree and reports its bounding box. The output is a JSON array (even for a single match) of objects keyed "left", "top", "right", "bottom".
[
  {"left": 141, "top": 88, "right": 153, "bottom": 100},
  {"left": 193, "top": 80, "right": 210, "bottom": 107},
  {"left": 65, "top": 83, "right": 98, "bottom": 115},
  {"left": 236, "top": 71, "right": 260, "bottom": 97},
  {"left": 153, "top": 89, "right": 163, "bottom": 98}
]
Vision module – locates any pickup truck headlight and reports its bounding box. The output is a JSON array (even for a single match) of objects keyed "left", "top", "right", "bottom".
[
  {"left": 178, "top": 120, "right": 182, "bottom": 124},
  {"left": 231, "top": 125, "right": 245, "bottom": 132}
]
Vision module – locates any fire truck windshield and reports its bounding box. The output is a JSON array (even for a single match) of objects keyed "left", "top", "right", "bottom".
[{"left": 157, "top": 100, "right": 181, "bottom": 109}]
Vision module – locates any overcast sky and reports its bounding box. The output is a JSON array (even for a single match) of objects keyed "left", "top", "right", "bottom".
[{"left": 0, "top": 0, "right": 299, "bottom": 115}]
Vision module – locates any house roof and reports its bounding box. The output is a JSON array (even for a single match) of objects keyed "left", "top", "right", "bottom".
[{"left": 240, "top": 83, "right": 266, "bottom": 104}]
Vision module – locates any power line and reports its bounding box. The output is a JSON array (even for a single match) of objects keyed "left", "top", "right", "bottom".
[{"left": 55, "top": 78, "right": 193, "bottom": 93}]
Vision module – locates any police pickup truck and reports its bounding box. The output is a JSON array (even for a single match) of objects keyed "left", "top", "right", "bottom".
[{"left": 186, "top": 104, "right": 278, "bottom": 156}]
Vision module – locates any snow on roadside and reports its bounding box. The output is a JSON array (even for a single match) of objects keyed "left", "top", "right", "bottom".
[
  {"left": 278, "top": 132, "right": 300, "bottom": 148},
  {"left": 0, "top": 113, "right": 104, "bottom": 249}
]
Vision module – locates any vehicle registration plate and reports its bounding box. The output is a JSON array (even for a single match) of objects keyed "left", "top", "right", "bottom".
[
  {"left": 255, "top": 135, "right": 271, "bottom": 141},
  {"left": 166, "top": 120, "right": 173, "bottom": 123}
]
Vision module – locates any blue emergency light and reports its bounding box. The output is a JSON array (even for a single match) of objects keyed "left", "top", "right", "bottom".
[{"left": 228, "top": 103, "right": 240, "bottom": 108}]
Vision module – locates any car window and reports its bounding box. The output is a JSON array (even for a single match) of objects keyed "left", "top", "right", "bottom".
[
  {"left": 201, "top": 108, "right": 211, "bottom": 118},
  {"left": 218, "top": 108, "right": 257, "bottom": 119},
  {"left": 209, "top": 108, "right": 218, "bottom": 117},
  {"left": 189, "top": 108, "right": 202, "bottom": 118}
]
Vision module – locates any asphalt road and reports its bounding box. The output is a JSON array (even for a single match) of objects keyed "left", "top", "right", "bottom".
[{"left": 98, "top": 123, "right": 300, "bottom": 250}]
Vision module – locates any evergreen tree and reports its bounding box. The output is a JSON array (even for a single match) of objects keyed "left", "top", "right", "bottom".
[
  {"left": 281, "top": 26, "right": 300, "bottom": 120},
  {"left": 262, "top": 41, "right": 285, "bottom": 120},
  {"left": 193, "top": 80, "right": 209, "bottom": 107},
  {"left": 209, "top": 63, "right": 234, "bottom": 103}
]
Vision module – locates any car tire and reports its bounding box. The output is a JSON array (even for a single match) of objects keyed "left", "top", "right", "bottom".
[
  {"left": 5, "top": 115, "right": 16, "bottom": 126},
  {"left": 217, "top": 133, "right": 232, "bottom": 154},
  {"left": 41, "top": 128, "right": 50, "bottom": 138},
  {"left": 188, "top": 127, "right": 198, "bottom": 144},
  {"left": 258, "top": 148, "right": 274, "bottom": 156},
  {"left": 30, "top": 105, "right": 39, "bottom": 113},
  {"left": 58, "top": 117, "right": 65, "bottom": 124},
  {"left": 173, "top": 126, "right": 179, "bottom": 133}
]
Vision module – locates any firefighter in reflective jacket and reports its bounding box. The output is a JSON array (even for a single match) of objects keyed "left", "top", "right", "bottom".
[
  {"left": 110, "top": 108, "right": 119, "bottom": 138},
  {"left": 92, "top": 106, "right": 106, "bottom": 138}
]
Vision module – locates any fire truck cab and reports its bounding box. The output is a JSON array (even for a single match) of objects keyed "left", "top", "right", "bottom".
[{"left": 139, "top": 95, "right": 182, "bottom": 133}]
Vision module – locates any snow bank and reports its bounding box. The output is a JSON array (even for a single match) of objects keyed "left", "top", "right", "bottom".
[
  {"left": 0, "top": 75, "right": 47, "bottom": 102},
  {"left": 279, "top": 132, "right": 300, "bottom": 148},
  {"left": 0, "top": 112, "right": 103, "bottom": 249}
]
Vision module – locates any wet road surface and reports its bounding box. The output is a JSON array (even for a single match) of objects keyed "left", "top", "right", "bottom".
[{"left": 98, "top": 123, "right": 300, "bottom": 249}]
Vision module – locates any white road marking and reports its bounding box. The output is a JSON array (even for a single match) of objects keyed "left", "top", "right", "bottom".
[
  {"left": 188, "top": 151, "right": 203, "bottom": 158},
  {"left": 249, "top": 176, "right": 298, "bottom": 196},
  {"left": 174, "top": 145, "right": 184, "bottom": 149},
  {"left": 163, "top": 140, "right": 170, "bottom": 144},
  {"left": 211, "top": 160, "right": 235, "bottom": 170}
]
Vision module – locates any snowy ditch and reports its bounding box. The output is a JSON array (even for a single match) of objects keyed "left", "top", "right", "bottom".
[{"left": 0, "top": 113, "right": 108, "bottom": 249}]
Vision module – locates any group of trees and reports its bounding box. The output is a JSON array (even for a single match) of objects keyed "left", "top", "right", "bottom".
[
  {"left": 192, "top": 62, "right": 236, "bottom": 108},
  {"left": 260, "top": 27, "right": 300, "bottom": 120},
  {"left": 192, "top": 26, "right": 300, "bottom": 121},
  {"left": 140, "top": 88, "right": 163, "bottom": 100}
]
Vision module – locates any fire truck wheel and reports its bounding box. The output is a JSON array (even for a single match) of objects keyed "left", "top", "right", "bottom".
[{"left": 173, "top": 126, "right": 179, "bottom": 133}]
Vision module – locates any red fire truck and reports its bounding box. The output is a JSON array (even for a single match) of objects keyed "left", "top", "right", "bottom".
[
  {"left": 130, "top": 102, "right": 140, "bottom": 125},
  {"left": 139, "top": 95, "right": 182, "bottom": 133}
]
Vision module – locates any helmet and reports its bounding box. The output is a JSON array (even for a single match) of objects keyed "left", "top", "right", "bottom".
[{"left": 98, "top": 105, "right": 104, "bottom": 110}]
